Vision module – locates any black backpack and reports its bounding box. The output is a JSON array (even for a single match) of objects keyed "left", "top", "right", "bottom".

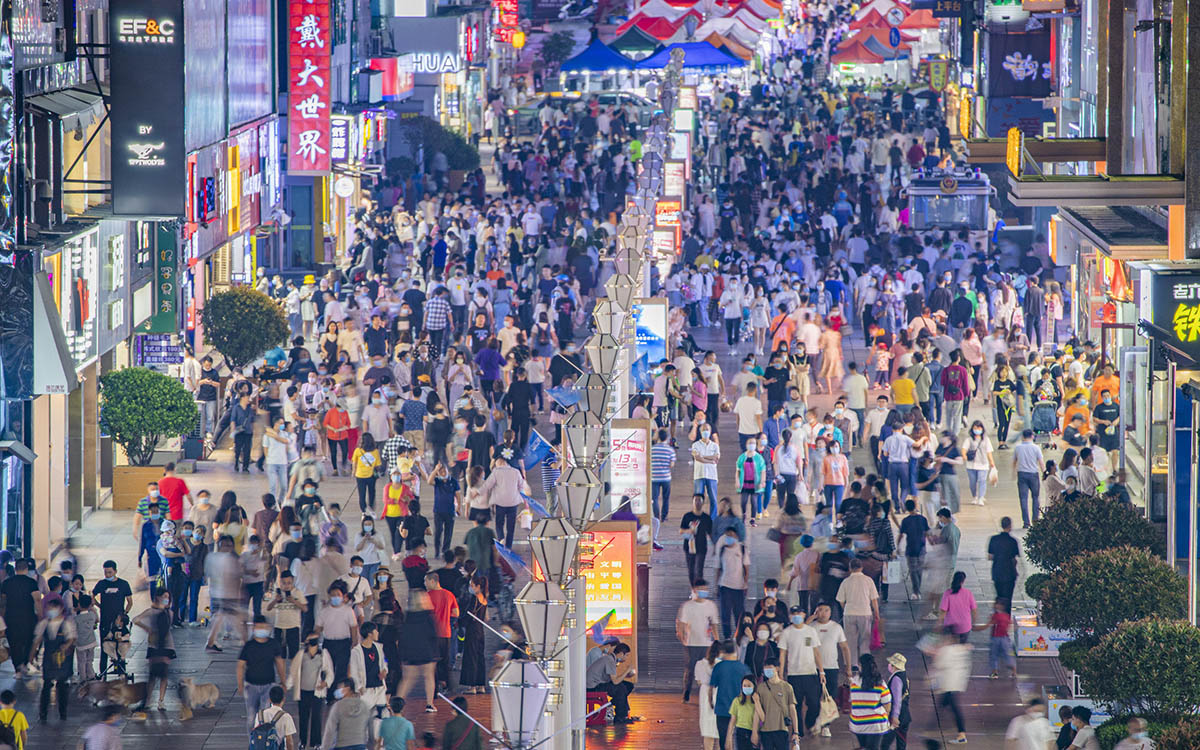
[{"left": 249, "top": 711, "right": 283, "bottom": 750}]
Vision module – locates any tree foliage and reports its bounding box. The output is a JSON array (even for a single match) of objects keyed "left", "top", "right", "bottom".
[
  {"left": 1025, "top": 494, "right": 1162, "bottom": 570},
  {"left": 199, "top": 287, "right": 290, "bottom": 370},
  {"left": 1039, "top": 547, "right": 1186, "bottom": 638},
  {"left": 394, "top": 116, "right": 480, "bottom": 171},
  {"left": 1024, "top": 572, "right": 1049, "bottom": 601},
  {"left": 1095, "top": 716, "right": 1178, "bottom": 750},
  {"left": 99, "top": 368, "right": 198, "bottom": 466},
  {"left": 1078, "top": 618, "right": 1200, "bottom": 717},
  {"left": 541, "top": 31, "right": 577, "bottom": 69}
]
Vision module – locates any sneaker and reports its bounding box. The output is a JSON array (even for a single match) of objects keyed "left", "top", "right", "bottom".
[
  {"left": 820, "top": 727, "right": 831, "bottom": 738},
  {"left": 909, "top": 593, "right": 920, "bottom": 601},
  {"left": 425, "top": 705, "right": 437, "bottom": 713},
  {"left": 990, "top": 671, "right": 998, "bottom": 679},
  {"left": 206, "top": 644, "right": 222, "bottom": 653}
]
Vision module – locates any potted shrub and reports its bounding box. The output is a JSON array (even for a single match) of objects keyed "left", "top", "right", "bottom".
[
  {"left": 1077, "top": 618, "right": 1200, "bottom": 717},
  {"left": 1039, "top": 547, "right": 1186, "bottom": 639},
  {"left": 100, "top": 367, "right": 199, "bottom": 509},
  {"left": 199, "top": 287, "right": 290, "bottom": 370},
  {"left": 1025, "top": 494, "right": 1162, "bottom": 571}
]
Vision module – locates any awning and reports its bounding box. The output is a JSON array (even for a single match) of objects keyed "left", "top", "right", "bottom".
[
  {"left": 33, "top": 273, "right": 78, "bottom": 395},
  {"left": 25, "top": 87, "right": 106, "bottom": 132},
  {"left": 1057, "top": 206, "right": 1169, "bottom": 260}
]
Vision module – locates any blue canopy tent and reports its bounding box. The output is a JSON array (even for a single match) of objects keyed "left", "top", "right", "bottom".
[
  {"left": 559, "top": 40, "right": 636, "bottom": 71},
  {"left": 633, "top": 41, "right": 746, "bottom": 72}
]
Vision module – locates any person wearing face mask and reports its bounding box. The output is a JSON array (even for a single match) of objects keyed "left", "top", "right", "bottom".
[
  {"left": 137, "top": 494, "right": 165, "bottom": 590},
  {"left": 315, "top": 583, "right": 360, "bottom": 681},
  {"left": 338, "top": 555, "right": 375, "bottom": 615},
  {"left": 1004, "top": 698, "right": 1055, "bottom": 750},
  {"left": 821, "top": 438, "right": 850, "bottom": 512},
  {"left": 32, "top": 597, "right": 76, "bottom": 722},
  {"left": 961, "top": 419, "right": 997, "bottom": 506},
  {"left": 90, "top": 561, "right": 132, "bottom": 678},
  {"left": 677, "top": 579, "right": 720, "bottom": 702},
  {"left": 742, "top": 621, "right": 780, "bottom": 680},
  {"left": 133, "top": 481, "right": 169, "bottom": 542},
  {"left": 237, "top": 615, "right": 286, "bottom": 732},
  {"left": 755, "top": 655, "right": 799, "bottom": 750},
  {"left": 587, "top": 641, "right": 639, "bottom": 724},
  {"left": 348, "top": 622, "right": 389, "bottom": 711},
  {"left": 692, "top": 423, "right": 722, "bottom": 518},
  {"left": 322, "top": 678, "right": 375, "bottom": 750},
  {"left": 736, "top": 439, "right": 767, "bottom": 525}
]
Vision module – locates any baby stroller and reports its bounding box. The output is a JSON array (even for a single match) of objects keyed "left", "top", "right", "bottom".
[
  {"left": 1030, "top": 399, "right": 1059, "bottom": 448},
  {"left": 99, "top": 616, "right": 132, "bottom": 680}
]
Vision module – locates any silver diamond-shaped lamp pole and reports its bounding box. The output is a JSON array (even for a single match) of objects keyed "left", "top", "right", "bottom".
[
  {"left": 490, "top": 659, "right": 553, "bottom": 750},
  {"left": 585, "top": 333, "right": 621, "bottom": 374},
  {"left": 556, "top": 466, "right": 602, "bottom": 528},
  {"left": 528, "top": 517, "right": 580, "bottom": 585},
  {"left": 575, "top": 372, "right": 612, "bottom": 415},
  {"left": 563, "top": 411, "right": 604, "bottom": 466},
  {"left": 604, "top": 273, "right": 639, "bottom": 311},
  {"left": 515, "top": 580, "right": 570, "bottom": 661}
]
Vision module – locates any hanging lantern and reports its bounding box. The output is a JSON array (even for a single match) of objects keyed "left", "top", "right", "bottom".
[
  {"left": 490, "top": 660, "right": 552, "bottom": 749},
  {"left": 515, "top": 580, "right": 570, "bottom": 660},
  {"left": 528, "top": 517, "right": 580, "bottom": 585}
]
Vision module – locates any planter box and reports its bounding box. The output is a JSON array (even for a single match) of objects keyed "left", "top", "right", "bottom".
[{"left": 111, "top": 465, "right": 164, "bottom": 510}]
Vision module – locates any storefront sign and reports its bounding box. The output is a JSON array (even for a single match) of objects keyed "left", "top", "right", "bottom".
[
  {"left": 608, "top": 421, "right": 652, "bottom": 519},
  {"left": 929, "top": 59, "right": 949, "bottom": 90},
  {"left": 672, "top": 108, "right": 695, "bottom": 132},
  {"left": 60, "top": 228, "right": 100, "bottom": 367},
  {"left": 652, "top": 228, "right": 677, "bottom": 258},
  {"left": 581, "top": 528, "right": 635, "bottom": 635},
  {"left": 679, "top": 86, "right": 698, "bottom": 110},
  {"left": 258, "top": 118, "right": 282, "bottom": 208},
  {"left": 287, "top": 0, "right": 332, "bottom": 174},
  {"left": 330, "top": 116, "right": 351, "bottom": 162},
  {"left": 0, "top": 6, "right": 15, "bottom": 255},
  {"left": 655, "top": 199, "right": 682, "bottom": 228},
  {"left": 632, "top": 301, "right": 667, "bottom": 377},
  {"left": 412, "top": 51, "right": 461, "bottom": 73},
  {"left": 136, "top": 224, "right": 179, "bottom": 334},
  {"left": 368, "top": 56, "right": 416, "bottom": 101},
  {"left": 1145, "top": 271, "right": 1200, "bottom": 365},
  {"left": 110, "top": 0, "right": 186, "bottom": 215},
  {"left": 664, "top": 161, "right": 686, "bottom": 207},
  {"left": 334, "top": 176, "right": 355, "bottom": 199},
  {"left": 986, "top": 28, "right": 1052, "bottom": 98}
]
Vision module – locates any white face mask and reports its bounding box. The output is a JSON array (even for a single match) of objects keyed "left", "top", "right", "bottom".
[{"left": 757, "top": 629, "right": 770, "bottom": 640}]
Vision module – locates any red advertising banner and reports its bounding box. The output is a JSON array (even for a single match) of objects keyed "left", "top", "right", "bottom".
[{"left": 287, "top": 0, "right": 332, "bottom": 174}]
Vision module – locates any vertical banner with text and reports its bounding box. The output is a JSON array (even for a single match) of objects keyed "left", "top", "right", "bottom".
[
  {"left": 110, "top": 0, "right": 186, "bottom": 216},
  {"left": 288, "top": 0, "right": 332, "bottom": 174}
]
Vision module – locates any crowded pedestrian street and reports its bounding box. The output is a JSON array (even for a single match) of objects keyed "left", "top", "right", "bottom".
[{"left": 1, "top": 0, "right": 1195, "bottom": 747}]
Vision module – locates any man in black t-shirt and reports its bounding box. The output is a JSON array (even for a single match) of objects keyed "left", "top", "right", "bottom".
[
  {"left": 196, "top": 356, "right": 222, "bottom": 437},
  {"left": 762, "top": 354, "right": 791, "bottom": 415},
  {"left": 987, "top": 518, "right": 1021, "bottom": 609},
  {"left": 465, "top": 416, "right": 497, "bottom": 474},
  {"left": 365, "top": 315, "right": 390, "bottom": 359},
  {"left": 91, "top": 560, "right": 132, "bottom": 676},
  {"left": 2, "top": 559, "right": 41, "bottom": 675},
  {"left": 680, "top": 495, "right": 713, "bottom": 584},
  {"left": 237, "top": 615, "right": 286, "bottom": 732},
  {"left": 896, "top": 501, "right": 930, "bottom": 599}
]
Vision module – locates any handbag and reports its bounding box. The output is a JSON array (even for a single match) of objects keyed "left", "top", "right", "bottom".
[
  {"left": 817, "top": 687, "right": 840, "bottom": 727},
  {"left": 766, "top": 527, "right": 782, "bottom": 543},
  {"left": 836, "top": 683, "right": 851, "bottom": 712},
  {"left": 885, "top": 558, "right": 903, "bottom": 584},
  {"left": 871, "top": 619, "right": 883, "bottom": 650}
]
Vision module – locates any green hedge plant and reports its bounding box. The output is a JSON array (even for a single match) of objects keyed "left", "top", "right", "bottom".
[
  {"left": 1039, "top": 547, "right": 1186, "bottom": 639},
  {"left": 1078, "top": 618, "right": 1200, "bottom": 717},
  {"left": 1025, "top": 494, "right": 1163, "bottom": 570},
  {"left": 1024, "top": 572, "right": 1050, "bottom": 601},
  {"left": 1156, "top": 720, "right": 1200, "bottom": 750},
  {"left": 99, "top": 367, "right": 198, "bottom": 466},
  {"left": 1095, "top": 716, "right": 1177, "bottom": 750}
]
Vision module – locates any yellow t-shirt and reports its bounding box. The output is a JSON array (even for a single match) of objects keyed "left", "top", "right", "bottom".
[
  {"left": 730, "top": 696, "right": 757, "bottom": 730},
  {"left": 891, "top": 377, "right": 916, "bottom": 405},
  {"left": 0, "top": 708, "right": 29, "bottom": 750},
  {"left": 351, "top": 448, "right": 381, "bottom": 479},
  {"left": 383, "top": 482, "right": 407, "bottom": 517}
]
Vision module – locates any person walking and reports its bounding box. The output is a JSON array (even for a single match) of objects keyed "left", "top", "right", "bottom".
[
  {"left": 754, "top": 657, "right": 799, "bottom": 750},
  {"left": 940, "top": 351, "right": 971, "bottom": 434},
  {"left": 348, "top": 622, "right": 389, "bottom": 711},
  {"left": 715, "top": 529, "right": 749, "bottom": 639},
  {"left": 938, "top": 572, "right": 977, "bottom": 644},
  {"left": 238, "top": 615, "right": 287, "bottom": 732},
  {"left": 677, "top": 579, "right": 720, "bottom": 702},
  {"left": 1004, "top": 699, "right": 1055, "bottom": 750},
  {"left": 350, "top": 434, "right": 382, "bottom": 516},
  {"left": 288, "top": 634, "right": 332, "bottom": 750},
  {"left": 231, "top": 393, "right": 258, "bottom": 473},
  {"left": 848, "top": 654, "right": 892, "bottom": 750},
  {"left": 962, "top": 420, "right": 996, "bottom": 506},
  {"left": 924, "top": 630, "right": 971, "bottom": 744},
  {"left": 91, "top": 560, "right": 132, "bottom": 678},
  {"left": 836, "top": 558, "right": 880, "bottom": 666},
  {"left": 32, "top": 601, "right": 76, "bottom": 722},
  {"left": 988, "top": 517, "right": 1021, "bottom": 608},
  {"left": 1012, "top": 430, "right": 1046, "bottom": 527},
  {"left": 692, "top": 425, "right": 721, "bottom": 516},
  {"left": 321, "top": 678, "right": 375, "bottom": 750},
  {"left": 881, "top": 653, "right": 912, "bottom": 750},
  {"left": 482, "top": 458, "right": 529, "bottom": 549},
  {"left": 252, "top": 686, "right": 298, "bottom": 750},
  {"left": 79, "top": 706, "right": 123, "bottom": 750},
  {"left": 709, "top": 640, "right": 751, "bottom": 750},
  {"left": 778, "top": 604, "right": 825, "bottom": 738},
  {"left": 459, "top": 574, "right": 489, "bottom": 694}
]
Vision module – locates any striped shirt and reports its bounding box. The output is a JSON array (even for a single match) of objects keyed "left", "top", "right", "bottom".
[
  {"left": 849, "top": 684, "right": 892, "bottom": 735},
  {"left": 541, "top": 455, "right": 562, "bottom": 494},
  {"left": 650, "top": 443, "right": 676, "bottom": 482}
]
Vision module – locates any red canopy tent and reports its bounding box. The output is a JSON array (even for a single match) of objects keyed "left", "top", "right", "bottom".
[
  {"left": 849, "top": 9, "right": 888, "bottom": 29},
  {"left": 900, "top": 9, "right": 940, "bottom": 27},
  {"left": 832, "top": 37, "right": 887, "bottom": 64}
]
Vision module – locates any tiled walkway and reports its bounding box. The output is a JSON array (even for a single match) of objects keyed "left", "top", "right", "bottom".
[{"left": 19, "top": 324, "right": 1068, "bottom": 749}]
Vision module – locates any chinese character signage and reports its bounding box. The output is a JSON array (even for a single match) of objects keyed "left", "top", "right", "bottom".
[
  {"left": 581, "top": 528, "right": 635, "bottom": 636},
  {"left": 913, "top": 0, "right": 967, "bottom": 16},
  {"left": 607, "top": 420, "right": 651, "bottom": 519},
  {"left": 288, "top": 0, "right": 331, "bottom": 174},
  {"left": 1150, "top": 273, "right": 1200, "bottom": 365},
  {"left": 330, "top": 116, "right": 350, "bottom": 162},
  {"left": 136, "top": 224, "right": 178, "bottom": 334},
  {"left": 664, "top": 161, "right": 686, "bottom": 207},
  {"left": 110, "top": 0, "right": 186, "bottom": 216},
  {"left": 493, "top": 0, "right": 519, "bottom": 40},
  {"left": 986, "top": 28, "right": 1052, "bottom": 98},
  {"left": 655, "top": 199, "right": 682, "bottom": 228}
]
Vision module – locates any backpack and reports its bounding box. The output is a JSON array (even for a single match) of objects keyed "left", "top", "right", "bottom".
[
  {"left": 536, "top": 325, "right": 550, "bottom": 346},
  {"left": 0, "top": 715, "right": 16, "bottom": 749},
  {"left": 249, "top": 711, "right": 283, "bottom": 750}
]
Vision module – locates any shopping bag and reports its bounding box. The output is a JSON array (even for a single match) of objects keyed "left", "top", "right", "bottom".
[
  {"left": 885, "top": 558, "right": 903, "bottom": 584},
  {"left": 871, "top": 618, "right": 884, "bottom": 650},
  {"left": 836, "top": 683, "right": 851, "bottom": 712},
  {"left": 517, "top": 508, "right": 534, "bottom": 531},
  {"left": 818, "top": 687, "right": 840, "bottom": 726}
]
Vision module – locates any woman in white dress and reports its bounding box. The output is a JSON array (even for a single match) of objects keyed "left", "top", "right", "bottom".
[
  {"left": 750, "top": 287, "right": 771, "bottom": 355},
  {"left": 697, "top": 194, "right": 717, "bottom": 239},
  {"left": 693, "top": 642, "right": 720, "bottom": 750}
]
